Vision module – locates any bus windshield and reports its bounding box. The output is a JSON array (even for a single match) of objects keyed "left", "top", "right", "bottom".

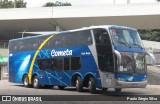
[
  {"left": 110, "top": 28, "right": 143, "bottom": 48},
  {"left": 117, "top": 52, "right": 146, "bottom": 74}
]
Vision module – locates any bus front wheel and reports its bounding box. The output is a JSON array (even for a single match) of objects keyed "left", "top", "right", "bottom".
[
  {"left": 23, "top": 75, "right": 29, "bottom": 87},
  {"left": 33, "top": 76, "right": 40, "bottom": 89},
  {"left": 115, "top": 88, "right": 122, "bottom": 93},
  {"left": 88, "top": 77, "right": 96, "bottom": 94},
  {"left": 76, "top": 76, "right": 83, "bottom": 92}
]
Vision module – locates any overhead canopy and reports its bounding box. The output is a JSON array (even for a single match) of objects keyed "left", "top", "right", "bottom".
[{"left": 0, "top": 3, "right": 160, "bottom": 40}]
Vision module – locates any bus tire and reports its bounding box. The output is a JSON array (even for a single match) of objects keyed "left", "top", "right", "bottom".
[
  {"left": 88, "top": 77, "right": 96, "bottom": 94},
  {"left": 76, "top": 76, "right": 83, "bottom": 92},
  {"left": 115, "top": 88, "right": 122, "bottom": 93},
  {"left": 58, "top": 86, "right": 65, "bottom": 90},
  {"left": 33, "top": 76, "right": 40, "bottom": 89},
  {"left": 44, "top": 85, "right": 54, "bottom": 89},
  {"left": 102, "top": 88, "right": 108, "bottom": 94},
  {"left": 23, "top": 75, "right": 29, "bottom": 87}
]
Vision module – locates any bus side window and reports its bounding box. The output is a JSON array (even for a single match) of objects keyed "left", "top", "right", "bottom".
[
  {"left": 52, "top": 58, "right": 63, "bottom": 71},
  {"left": 47, "top": 34, "right": 63, "bottom": 48},
  {"left": 64, "top": 58, "right": 70, "bottom": 71},
  {"left": 37, "top": 59, "right": 54, "bottom": 70},
  {"left": 17, "top": 41, "right": 26, "bottom": 51},
  {"left": 71, "top": 57, "right": 81, "bottom": 70},
  {"left": 77, "top": 30, "right": 92, "bottom": 46},
  {"left": 19, "top": 40, "right": 29, "bottom": 51},
  {"left": 63, "top": 32, "right": 77, "bottom": 47},
  {"left": 9, "top": 41, "right": 18, "bottom": 52},
  {"left": 55, "top": 35, "right": 63, "bottom": 48}
]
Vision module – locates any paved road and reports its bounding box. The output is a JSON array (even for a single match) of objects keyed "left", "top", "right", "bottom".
[
  {"left": 0, "top": 80, "right": 160, "bottom": 95},
  {"left": 1, "top": 80, "right": 160, "bottom": 104}
]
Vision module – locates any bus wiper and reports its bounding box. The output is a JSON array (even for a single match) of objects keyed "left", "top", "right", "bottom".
[
  {"left": 132, "top": 43, "right": 142, "bottom": 48},
  {"left": 119, "top": 41, "right": 131, "bottom": 47}
]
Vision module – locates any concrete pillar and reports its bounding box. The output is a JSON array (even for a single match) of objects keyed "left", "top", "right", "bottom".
[
  {"left": 127, "top": 0, "right": 130, "bottom": 4},
  {"left": 0, "top": 65, "right": 1, "bottom": 80},
  {"left": 14, "top": 0, "right": 17, "bottom": 8},
  {"left": 56, "top": 25, "right": 62, "bottom": 32},
  {"left": 113, "top": 0, "right": 115, "bottom": 4},
  {"left": 0, "top": 0, "right": 2, "bottom": 8}
]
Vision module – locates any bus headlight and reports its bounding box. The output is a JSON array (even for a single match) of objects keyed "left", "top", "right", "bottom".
[{"left": 142, "top": 78, "right": 147, "bottom": 81}]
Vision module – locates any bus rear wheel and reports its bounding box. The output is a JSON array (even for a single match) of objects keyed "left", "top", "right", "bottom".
[
  {"left": 58, "top": 86, "right": 65, "bottom": 90},
  {"left": 44, "top": 85, "right": 54, "bottom": 89},
  {"left": 33, "top": 76, "right": 40, "bottom": 89},
  {"left": 76, "top": 76, "right": 83, "bottom": 92},
  {"left": 23, "top": 75, "right": 29, "bottom": 87},
  {"left": 88, "top": 77, "right": 96, "bottom": 94}
]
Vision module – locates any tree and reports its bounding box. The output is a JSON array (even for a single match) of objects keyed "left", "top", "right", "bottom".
[
  {"left": 16, "top": 0, "right": 27, "bottom": 8},
  {"left": 43, "top": 1, "right": 71, "bottom": 7},
  {"left": 138, "top": 29, "right": 160, "bottom": 42},
  {"left": 0, "top": 0, "right": 27, "bottom": 8},
  {"left": 156, "top": 0, "right": 160, "bottom": 2},
  {"left": 1, "top": 0, "right": 13, "bottom": 8}
]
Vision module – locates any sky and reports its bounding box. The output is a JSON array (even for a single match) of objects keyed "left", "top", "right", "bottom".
[{"left": 23, "top": 0, "right": 157, "bottom": 8}]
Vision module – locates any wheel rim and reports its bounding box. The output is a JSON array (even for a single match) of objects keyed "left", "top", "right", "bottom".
[
  {"left": 34, "top": 78, "right": 38, "bottom": 87},
  {"left": 76, "top": 80, "right": 79, "bottom": 88},
  {"left": 88, "top": 81, "right": 91, "bottom": 90},
  {"left": 24, "top": 77, "right": 28, "bottom": 86}
]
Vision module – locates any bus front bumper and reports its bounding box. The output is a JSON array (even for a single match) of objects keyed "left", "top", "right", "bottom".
[{"left": 115, "top": 80, "right": 147, "bottom": 88}]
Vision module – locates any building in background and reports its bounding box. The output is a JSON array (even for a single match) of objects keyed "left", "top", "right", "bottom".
[
  {"left": 0, "top": 49, "right": 8, "bottom": 80},
  {"left": 0, "top": 3, "right": 160, "bottom": 80},
  {"left": 142, "top": 40, "right": 160, "bottom": 65}
]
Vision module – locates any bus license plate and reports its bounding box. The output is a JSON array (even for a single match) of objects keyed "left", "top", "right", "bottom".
[{"left": 131, "top": 83, "right": 139, "bottom": 87}]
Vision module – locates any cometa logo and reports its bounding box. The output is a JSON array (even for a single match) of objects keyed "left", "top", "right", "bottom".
[{"left": 51, "top": 49, "right": 72, "bottom": 57}]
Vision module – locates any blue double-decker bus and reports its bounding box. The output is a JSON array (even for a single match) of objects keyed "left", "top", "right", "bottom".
[{"left": 9, "top": 25, "right": 155, "bottom": 94}]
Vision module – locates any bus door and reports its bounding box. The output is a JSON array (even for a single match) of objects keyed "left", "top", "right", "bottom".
[{"left": 93, "top": 28, "right": 115, "bottom": 88}]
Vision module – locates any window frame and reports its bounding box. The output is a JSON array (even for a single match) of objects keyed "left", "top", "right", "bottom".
[{"left": 37, "top": 56, "right": 82, "bottom": 71}]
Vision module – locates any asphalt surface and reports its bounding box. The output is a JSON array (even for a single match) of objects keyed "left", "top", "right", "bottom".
[
  {"left": 0, "top": 80, "right": 160, "bottom": 95},
  {"left": 147, "top": 65, "right": 160, "bottom": 85},
  {"left": 0, "top": 80, "right": 160, "bottom": 104},
  {"left": 1, "top": 65, "right": 160, "bottom": 103}
]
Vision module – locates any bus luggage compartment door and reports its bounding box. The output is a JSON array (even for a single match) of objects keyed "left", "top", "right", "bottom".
[{"left": 99, "top": 71, "right": 115, "bottom": 88}]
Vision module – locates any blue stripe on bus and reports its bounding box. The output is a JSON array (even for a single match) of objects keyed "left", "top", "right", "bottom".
[
  {"left": 55, "top": 71, "right": 62, "bottom": 85},
  {"left": 46, "top": 72, "right": 68, "bottom": 86},
  {"left": 115, "top": 73, "right": 146, "bottom": 82},
  {"left": 34, "top": 64, "right": 39, "bottom": 68},
  {"left": 45, "top": 71, "right": 52, "bottom": 85},
  {"left": 64, "top": 72, "right": 71, "bottom": 79},
  {"left": 41, "top": 50, "right": 49, "bottom": 58},
  {"left": 114, "top": 46, "right": 144, "bottom": 52}
]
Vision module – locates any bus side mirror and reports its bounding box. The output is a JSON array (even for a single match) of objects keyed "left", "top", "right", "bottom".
[
  {"left": 145, "top": 51, "right": 156, "bottom": 65},
  {"left": 113, "top": 50, "right": 121, "bottom": 66}
]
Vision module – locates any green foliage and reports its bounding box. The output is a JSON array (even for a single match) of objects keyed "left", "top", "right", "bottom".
[
  {"left": 138, "top": 29, "right": 160, "bottom": 42},
  {"left": 0, "top": 0, "right": 27, "bottom": 8},
  {"left": 43, "top": 1, "right": 71, "bottom": 7},
  {"left": 16, "top": 0, "right": 27, "bottom": 8},
  {"left": 1, "top": 0, "right": 14, "bottom": 8}
]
